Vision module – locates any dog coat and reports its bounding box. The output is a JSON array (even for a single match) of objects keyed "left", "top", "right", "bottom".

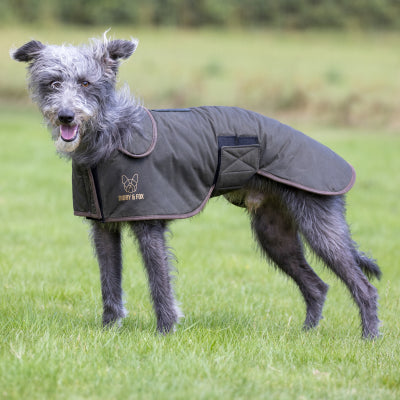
[{"left": 72, "top": 106, "right": 355, "bottom": 222}]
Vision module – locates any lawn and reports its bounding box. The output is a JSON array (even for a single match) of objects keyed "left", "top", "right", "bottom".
[{"left": 1, "top": 26, "right": 400, "bottom": 399}]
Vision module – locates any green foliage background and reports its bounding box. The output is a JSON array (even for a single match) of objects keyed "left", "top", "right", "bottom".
[{"left": 2, "top": 0, "right": 400, "bottom": 29}]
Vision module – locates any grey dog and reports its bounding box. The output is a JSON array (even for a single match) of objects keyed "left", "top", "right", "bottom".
[{"left": 12, "top": 35, "right": 381, "bottom": 338}]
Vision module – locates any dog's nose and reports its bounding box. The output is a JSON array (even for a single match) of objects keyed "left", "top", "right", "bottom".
[{"left": 58, "top": 109, "right": 75, "bottom": 124}]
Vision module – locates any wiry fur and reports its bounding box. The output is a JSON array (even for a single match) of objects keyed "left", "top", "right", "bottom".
[{"left": 12, "top": 35, "right": 381, "bottom": 338}]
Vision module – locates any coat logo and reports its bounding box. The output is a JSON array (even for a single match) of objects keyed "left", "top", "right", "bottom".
[
  {"left": 119, "top": 174, "right": 144, "bottom": 202},
  {"left": 122, "top": 174, "right": 138, "bottom": 193}
]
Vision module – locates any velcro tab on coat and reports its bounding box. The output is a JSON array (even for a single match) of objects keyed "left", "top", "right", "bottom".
[{"left": 215, "top": 136, "right": 260, "bottom": 191}]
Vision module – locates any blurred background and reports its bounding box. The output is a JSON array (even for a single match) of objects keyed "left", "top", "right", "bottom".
[
  {"left": 2, "top": 0, "right": 400, "bottom": 130},
  {"left": 1, "top": 5, "right": 399, "bottom": 397}
]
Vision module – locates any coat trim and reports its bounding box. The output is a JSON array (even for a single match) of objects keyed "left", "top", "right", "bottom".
[
  {"left": 257, "top": 164, "right": 356, "bottom": 196},
  {"left": 117, "top": 108, "right": 158, "bottom": 158},
  {"left": 93, "top": 185, "right": 215, "bottom": 222}
]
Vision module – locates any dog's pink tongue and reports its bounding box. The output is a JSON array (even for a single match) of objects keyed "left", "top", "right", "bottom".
[{"left": 60, "top": 125, "right": 78, "bottom": 141}]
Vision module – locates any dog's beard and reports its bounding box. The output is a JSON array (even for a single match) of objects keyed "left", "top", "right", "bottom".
[
  {"left": 55, "top": 127, "right": 81, "bottom": 153},
  {"left": 50, "top": 124, "right": 81, "bottom": 153}
]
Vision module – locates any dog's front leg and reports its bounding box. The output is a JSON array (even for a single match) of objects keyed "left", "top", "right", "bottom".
[
  {"left": 91, "top": 221, "right": 126, "bottom": 327},
  {"left": 131, "top": 221, "right": 182, "bottom": 334}
]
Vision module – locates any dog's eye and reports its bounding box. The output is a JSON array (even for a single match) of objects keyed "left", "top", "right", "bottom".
[
  {"left": 50, "top": 81, "right": 62, "bottom": 89},
  {"left": 81, "top": 81, "right": 90, "bottom": 88}
]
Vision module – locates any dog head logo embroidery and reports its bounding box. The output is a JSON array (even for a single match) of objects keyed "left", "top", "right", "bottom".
[{"left": 122, "top": 174, "right": 138, "bottom": 193}]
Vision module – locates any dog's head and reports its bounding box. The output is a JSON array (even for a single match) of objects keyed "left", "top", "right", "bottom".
[
  {"left": 11, "top": 34, "right": 138, "bottom": 155},
  {"left": 122, "top": 174, "right": 138, "bottom": 194}
]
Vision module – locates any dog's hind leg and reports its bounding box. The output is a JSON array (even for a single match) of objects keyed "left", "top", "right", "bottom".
[
  {"left": 91, "top": 221, "right": 126, "bottom": 327},
  {"left": 290, "top": 194, "right": 380, "bottom": 339},
  {"left": 250, "top": 196, "right": 329, "bottom": 330},
  {"left": 131, "top": 221, "right": 182, "bottom": 334}
]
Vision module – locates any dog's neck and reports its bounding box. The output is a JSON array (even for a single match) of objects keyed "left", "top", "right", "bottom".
[{"left": 68, "top": 90, "right": 144, "bottom": 168}]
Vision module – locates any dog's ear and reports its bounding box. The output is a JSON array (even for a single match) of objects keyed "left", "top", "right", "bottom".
[
  {"left": 122, "top": 175, "right": 129, "bottom": 185},
  {"left": 132, "top": 174, "right": 138, "bottom": 183},
  {"left": 107, "top": 39, "right": 138, "bottom": 61},
  {"left": 12, "top": 40, "right": 45, "bottom": 63},
  {"left": 100, "top": 38, "right": 138, "bottom": 77}
]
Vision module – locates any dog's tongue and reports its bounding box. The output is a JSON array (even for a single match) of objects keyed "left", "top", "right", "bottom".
[{"left": 60, "top": 125, "right": 78, "bottom": 142}]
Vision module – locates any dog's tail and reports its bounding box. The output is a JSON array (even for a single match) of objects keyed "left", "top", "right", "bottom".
[{"left": 355, "top": 250, "right": 382, "bottom": 280}]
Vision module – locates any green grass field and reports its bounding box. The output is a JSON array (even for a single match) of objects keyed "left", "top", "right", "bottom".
[{"left": 1, "top": 26, "right": 400, "bottom": 399}]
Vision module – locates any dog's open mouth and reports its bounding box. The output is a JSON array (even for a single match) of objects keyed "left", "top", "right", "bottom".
[
  {"left": 60, "top": 124, "right": 79, "bottom": 142},
  {"left": 55, "top": 124, "right": 81, "bottom": 153}
]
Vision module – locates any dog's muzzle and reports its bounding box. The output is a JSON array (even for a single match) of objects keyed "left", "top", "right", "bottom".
[{"left": 55, "top": 109, "right": 81, "bottom": 153}]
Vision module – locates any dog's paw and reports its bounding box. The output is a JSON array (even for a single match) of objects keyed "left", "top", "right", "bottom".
[{"left": 102, "top": 306, "right": 127, "bottom": 329}]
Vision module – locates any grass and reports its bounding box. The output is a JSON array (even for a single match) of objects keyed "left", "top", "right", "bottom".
[
  {"left": 1, "top": 105, "right": 400, "bottom": 400},
  {"left": 1, "top": 27, "right": 400, "bottom": 399}
]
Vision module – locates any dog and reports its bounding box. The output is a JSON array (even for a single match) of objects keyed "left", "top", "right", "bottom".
[{"left": 12, "top": 35, "right": 381, "bottom": 338}]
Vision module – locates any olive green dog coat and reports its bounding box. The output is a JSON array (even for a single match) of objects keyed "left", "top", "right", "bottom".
[{"left": 72, "top": 106, "right": 355, "bottom": 222}]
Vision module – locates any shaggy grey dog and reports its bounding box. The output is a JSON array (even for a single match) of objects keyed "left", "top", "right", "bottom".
[{"left": 12, "top": 35, "right": 381, "bottom": 338}]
